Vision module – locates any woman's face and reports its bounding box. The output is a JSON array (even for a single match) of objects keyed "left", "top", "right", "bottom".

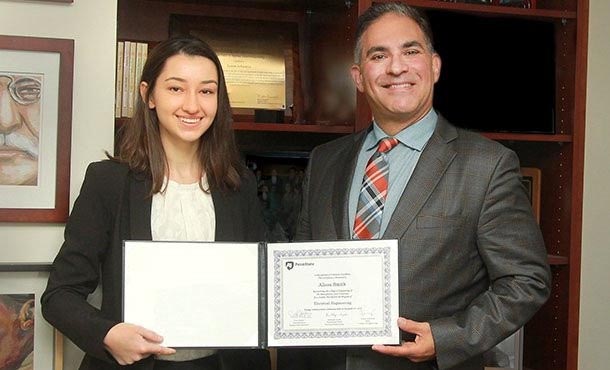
[{"left": 144, "top": 54, "right": 219, "bottom": 152}]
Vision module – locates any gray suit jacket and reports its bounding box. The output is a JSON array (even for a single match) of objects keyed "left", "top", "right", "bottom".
[
  {"left": 42, "top": 160, "right": 269, "bottom": 370},
  {"left": 286, "top": 116, "right": 551, "bottom": 370}
]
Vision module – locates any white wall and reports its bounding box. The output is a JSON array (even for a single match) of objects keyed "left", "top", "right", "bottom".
[
  {"left": 0, "top": 0, "right": 116, "bottom": 262},
  {"left": 0, "top": 1, "right": 116, "bottom": 369},
  {"left": 579, "top": 0, "right": 610, "bottom": 368}
]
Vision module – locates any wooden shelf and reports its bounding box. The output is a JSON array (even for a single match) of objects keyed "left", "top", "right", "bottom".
[
  {"left": 481, "top": 133, "right": 573, "bottom": 142},
  {"left": 116, "top": 118, "right": 353, "bottom": 134},
  {"left": 233, "top": 122, "right": 353, "bottom": 134},
  {"left": 388, "top": 0, "right": 577, "bottom": 20}
]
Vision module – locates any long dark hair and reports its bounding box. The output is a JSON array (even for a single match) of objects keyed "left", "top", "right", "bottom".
[{"left": 112, "top": 37, "right": 242, "bottom": 193}]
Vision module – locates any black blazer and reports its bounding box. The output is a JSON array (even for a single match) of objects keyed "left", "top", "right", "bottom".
[{"left": 42, "top": 160, "right": 270, "bottom": 370}]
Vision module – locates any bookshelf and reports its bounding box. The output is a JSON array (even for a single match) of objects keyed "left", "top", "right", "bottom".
[
  {"left": 116, "top": 1, "right": 587, "bottom": 369},
  {"left": 116, "top": 0, "right": 357, "bottom": 141}
]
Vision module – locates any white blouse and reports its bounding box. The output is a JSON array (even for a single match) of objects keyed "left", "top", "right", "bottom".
[
  {"left": 151, "top": 177, "right": 216, "bottom": 361},
  {"left": 151, "top": 177, "right": 215, "bottom": 242}
]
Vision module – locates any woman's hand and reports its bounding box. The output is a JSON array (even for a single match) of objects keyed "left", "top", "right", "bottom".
[{"left": 103, "top": 323, "right": 176, "bottom": 365}]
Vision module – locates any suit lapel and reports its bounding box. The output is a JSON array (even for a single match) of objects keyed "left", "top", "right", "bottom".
[
  {"left": 383, "top": 117, "right": 458, "bottom": 239},
  {"left": 332, "top": 129, "right": 369, "bottom": 239},
  {"left": 129, "top": 172, "right": 153, "bottom": 240}
]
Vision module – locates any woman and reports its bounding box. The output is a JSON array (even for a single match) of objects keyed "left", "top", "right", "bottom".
[{"left": 41, "top": 37, "right": 270, "bottom": 370}]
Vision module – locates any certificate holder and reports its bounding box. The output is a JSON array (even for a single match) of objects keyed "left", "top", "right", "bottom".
[{"left": 123, "top": 239, "right": 399, "bottom": 348}]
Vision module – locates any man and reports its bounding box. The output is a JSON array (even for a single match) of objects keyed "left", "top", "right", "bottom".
[
  {"left": 279, "top": 2, "right": 551, "bottom": 370},
  {"left": 0, "top": 294, "right": 35, "bottom": 370},
  {"left": 0, "top": 73, "right": 41, "bottom": 186}
]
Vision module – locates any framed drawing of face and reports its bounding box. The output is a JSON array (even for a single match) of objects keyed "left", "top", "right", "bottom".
[
  {"left": 0, "top": 35, "right": 73, "bottom": 222},
  {"left": 0, "top": 264, "right": 63, "bottom": 370}
]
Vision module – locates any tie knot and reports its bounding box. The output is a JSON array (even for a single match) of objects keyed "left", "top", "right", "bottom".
[{"left": 376, "top": 137, "right": 399, "bottom": 154}]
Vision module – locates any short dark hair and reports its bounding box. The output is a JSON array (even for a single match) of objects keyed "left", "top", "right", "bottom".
[
  {"left": 113, "top": 37, "right": 242, "bottom": 193},
  {"left": 354, "top": 2, "right": 435, "bottom": 64}
]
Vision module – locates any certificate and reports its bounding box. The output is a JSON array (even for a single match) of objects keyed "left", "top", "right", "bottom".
[
  {"left": 218, "top": 52, "right": 286, "bottom": 110},
  {"left": 267, "top": 240, "right": 400, "bottom": 346}
]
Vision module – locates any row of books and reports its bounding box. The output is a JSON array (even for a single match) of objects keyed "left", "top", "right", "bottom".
[{"left": 115, "top": 41, "right": 148, "bottom": 118}]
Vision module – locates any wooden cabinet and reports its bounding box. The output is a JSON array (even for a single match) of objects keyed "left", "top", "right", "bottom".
[{"left": 116, "top": 0, "right": 586, "bottom": 369}]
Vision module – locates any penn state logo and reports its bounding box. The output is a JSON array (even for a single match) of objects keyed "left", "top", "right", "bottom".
[{"left": 285, "top": 261, "right": 294, "bottom": 270}]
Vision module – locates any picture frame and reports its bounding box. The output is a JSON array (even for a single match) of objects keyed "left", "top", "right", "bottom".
[
  {"left": 0, "top": 35, "right": 74, "bottom": 222},
  {"left": 484, "top": 328, "right": 524, "bottom": 370},
  {"left": 41, "top": 0, "right": 74, "bottom": 3},
  {"left": 520, "top": 167, "right": 542, "bottom": 224},
  {"left": 0, "top": 263, "right": 63, "bottom": 370}
]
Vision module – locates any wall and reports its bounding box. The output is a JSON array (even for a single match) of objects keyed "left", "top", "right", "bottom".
[
  {"left": 579, "top": 0, "right": 610, "bottom": 368},
  {"left": 0, "top": 0, "right": 117, "bottom": 368},
  {"left": 0, "top": 0, "right": 116, "bottom": 259}
]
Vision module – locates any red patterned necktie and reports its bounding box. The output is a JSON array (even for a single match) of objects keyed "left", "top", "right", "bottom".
[{"left": 353, "top": 137, "right": 400, "bottom": 239}]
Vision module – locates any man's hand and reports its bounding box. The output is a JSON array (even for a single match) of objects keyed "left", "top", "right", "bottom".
[
  {"left": 103, "top": 323, "right": 176, "bottom": 365},
  {"left": 372, "top": 317, "right": 436, "bottom": 363}
]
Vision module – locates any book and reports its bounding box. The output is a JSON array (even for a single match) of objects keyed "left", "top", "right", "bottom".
[
  {"left": 115, "top": 41, "right": 124, "bottom": 118},
  {"left": 127, "top": 42, "right": 137, "bottom": 117},
  {"left": 120, "top": 41, "right": 131, "bottom": 117},
  {"left": 133, "top": 42, "right": 148, "bottom": 112}
]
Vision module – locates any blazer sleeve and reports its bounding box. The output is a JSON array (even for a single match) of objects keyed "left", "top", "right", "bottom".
[
  {"left": 41, "top": 162, "right": 125, "bottom": 362},
  {"left": 429, "top": 149, "right": 551, "bottom": 369}
]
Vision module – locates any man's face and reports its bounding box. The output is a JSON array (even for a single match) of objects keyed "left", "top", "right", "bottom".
[
  {"left": 0, "top": 296, "right": 35, "bottom": 369},
  {"left": 351, "top": 13, "right": 441, "bottom": 132},
  {"left": 0, "top": 74, "right": 41, "bottom": 186}
]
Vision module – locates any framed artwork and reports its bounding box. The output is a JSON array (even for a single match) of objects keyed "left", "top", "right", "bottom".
[
  {"left": 520, "top": 167, "right": 541, "bottom": 224},
  {"left": 0, "top": 35, "right": 74, "bottom": 222},
  {"left": 0, "top": 263, "right": 63, "bottom": 370},
  {"left": 484, "top": 328, "right": 524, "bottom": 370}
]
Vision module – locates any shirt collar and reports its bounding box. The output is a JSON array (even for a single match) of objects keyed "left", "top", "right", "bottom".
[{"left": 366, "top": 109, "right": 438, "bottom": 152}]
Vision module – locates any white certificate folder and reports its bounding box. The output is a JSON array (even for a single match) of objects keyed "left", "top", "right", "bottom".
[{"left": 123, "top": 239, "right": 400, "bottom": 348}]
